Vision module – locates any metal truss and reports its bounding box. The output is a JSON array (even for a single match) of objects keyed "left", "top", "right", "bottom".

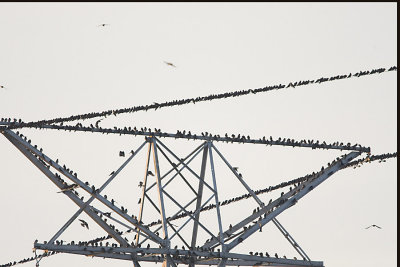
[
  {"left": 0, "top": 121, "right": 370, "bottom": 152},
  {"left": 1, "top": 129, "right": 362, "bottom": 267}
]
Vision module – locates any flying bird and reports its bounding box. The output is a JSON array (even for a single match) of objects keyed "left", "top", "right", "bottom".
[
  {"left": 98, "top": 24, "right": 109, "bottom": 27},
  {"left": 57, "top": 184, "right": 79, "bottom": 193},
  {"left": 79, "top": 219, "right": 89, "bottom": 229},
  {"left": 163, "top": 61, "right": 177, "bottom": 68},
  {"left": 365, "top": 224, "right": 382, "bottom": 229},
  {"left": 119, "top": 151, "right": 125, "bottom": 157}
]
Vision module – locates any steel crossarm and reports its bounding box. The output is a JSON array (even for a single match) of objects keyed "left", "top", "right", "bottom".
[
  {"left": 0, "top": 122, "right": 370, "bottom": 152},
  {"left": 2, "top": 131, "right": 130, "bottom": 246},
  {"left": 224, "top": 152, "right": 361, "bottom": 252},
  {"left": 34, "top": 243, "right": 324, "bottom": 266},
  {"left": 2, "top": 129, "right": 165, "bottom": 246}
]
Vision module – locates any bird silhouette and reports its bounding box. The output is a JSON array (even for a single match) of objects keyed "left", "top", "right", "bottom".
[
  {"left": 147, "top": 170, "right": 155, "bottom": 176},
  {"left": 119, "top": 151, "right": 125, "bottom": 157},
  {"left": 98, "top": 24, "right": 109, "bottom": 27},
  {"left": 163, "top": 61, "right": 176, "bottom": 68},
  {"left": 365, "top": 224, "right": 382, "bottom": 229},
  {"left": 79, "top": 219, "right": 89, "bottom": 229}
]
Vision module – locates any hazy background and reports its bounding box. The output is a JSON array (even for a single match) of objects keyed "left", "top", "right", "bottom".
[{"left": 0, "top": 3, "right": 396, "bottom": 267}]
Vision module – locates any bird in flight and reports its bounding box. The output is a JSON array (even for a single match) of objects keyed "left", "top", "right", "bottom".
[
  {"left": 365, "top": 224, "right": 382, "bottom": 229},
  {"left": 163, "top": 61, "right": 177, "bottom": 68},
  {"left": 98, "top": 24, "right": 109, "bottom": 27},
  {"left": 79, "top": 219, "right": 89, "bottom": 229},
  {"left": 57, "top": 184, "right": 79, "bottom": 193},
  {"left": 0, "top": 85, "right": 6, "bottom": 90}
]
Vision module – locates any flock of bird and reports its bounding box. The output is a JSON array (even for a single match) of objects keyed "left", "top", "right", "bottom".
[
  {"left": 1, "top": 120, "right": 372, "bottom": 153},
  {"left": 1, "top": 21, "right": 396, "bottom": 267},
  {"left": 3, "top": 66, "right": 396, "bottom": 131},
  {"left": 0, "top": 126, "right": 396, "bottom": 267}
]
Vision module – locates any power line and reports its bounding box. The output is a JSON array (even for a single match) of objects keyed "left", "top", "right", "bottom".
[{"left": 4, "top": 66, "right": 396, "bottom": 131}]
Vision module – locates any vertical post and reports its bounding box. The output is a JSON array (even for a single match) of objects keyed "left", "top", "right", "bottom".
[
  {"left": 136, "top": 142, "right": 152, "bottom": 245},
  {"left": 152, "top": 137, "right": 170, "bottom": 267},
  {"left": 190, "top": 143, "right": 208, "bottom": 252},
  {"left": 208, "top": 142, "right": 225, "bottom": 253}
]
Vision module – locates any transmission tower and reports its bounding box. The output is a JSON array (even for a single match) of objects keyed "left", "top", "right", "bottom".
[{"left": 1, "top": 126, "right": 363, "bottom": 267}]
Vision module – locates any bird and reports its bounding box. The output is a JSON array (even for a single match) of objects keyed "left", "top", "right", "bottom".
[
  {"left": 79, "top": 219, "right": 89, "bottom": 229},
  {"left": 57, "top": 184, "right": 79, "bottom": 193},
  {"left": 365, "top": 224, "right": 382, "bottom": 229},
  {"left": 98, "top": 23, "right": 109, "bottom": 27},
  {"left": 163, "top": 61, "right": 177, "bottom": 68},
  {"left": 109, "top": 171, "right": 115, "bottom": 176},
  {"left": 138, "top": 181, "right": 143, "bottom": 188},
  {"left": 0, "top": 85, "right": 6, "bottom": 90},
  {"left": 119, "top": 151, "right": 125, "bottom": 157},
  {"left": 147, "top": 170, "right": 155, "bottom": 176},
  {"left": 95, "top": 119, "right": 103, "bottom": 128},
  {"left": 232, "top": 167, "right": 239, "bottom": 172}
]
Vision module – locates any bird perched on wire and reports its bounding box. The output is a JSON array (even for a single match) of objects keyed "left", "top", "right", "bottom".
[
  {"left": 365, "top": 224, "right": 382, "bottom": 229},
  {"left": 163, "top": 61, "right": 177, "bottom": 68},
  {"left": 147, "top": 170, "right": 155, "bottom": 176},
  {"left": 79, "top": 219, "right": 89, "bottom": 229}
]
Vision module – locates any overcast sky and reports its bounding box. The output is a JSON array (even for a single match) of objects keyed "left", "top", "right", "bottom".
[{"left": 0, "top": 3, "right": 397, "bottom": 267}]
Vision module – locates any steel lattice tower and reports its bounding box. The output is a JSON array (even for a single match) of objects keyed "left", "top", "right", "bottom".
[{"left": 1, "top": 126, "right": 364, "bottom": 267}]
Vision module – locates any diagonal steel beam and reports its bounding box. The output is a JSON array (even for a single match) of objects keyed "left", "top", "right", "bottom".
[
  {"left": 47, "top": 139, "right": 148, "bottom": 245},
  {"left": 212, "top": 143, "right": 310, "bottom": 259},
  {"left": 156, "top": 143, "right": 198, "bottom": 195},
  {"left": 145, "top": 141, "right": 206, "bottom": 193},
  {"left": 3, "top": 131, "right": 130, "bottom": 246},
  {"left": 155, "top": 137, "right": 216, "bottom": 194},
  {"left": 3, "top": 129, "right": 165, "bottom": 246},
  {"left": 225, "top": 151, "right": 361, "bottom": 251}
]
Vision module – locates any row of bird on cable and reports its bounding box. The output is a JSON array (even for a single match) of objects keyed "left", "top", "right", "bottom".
[
  {"left": 1, "top": 66, "right": 396, "bottom": 130},
  {"left": 0, "top": 251, "right": 57, "bottom": 267},
  {"left": 4, "top": 122, "right": 371, "bottom": 153}
]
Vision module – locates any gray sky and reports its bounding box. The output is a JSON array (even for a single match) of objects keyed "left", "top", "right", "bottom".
[{"left": 0, "top": 3, "right": 397, "bottom": 267}]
